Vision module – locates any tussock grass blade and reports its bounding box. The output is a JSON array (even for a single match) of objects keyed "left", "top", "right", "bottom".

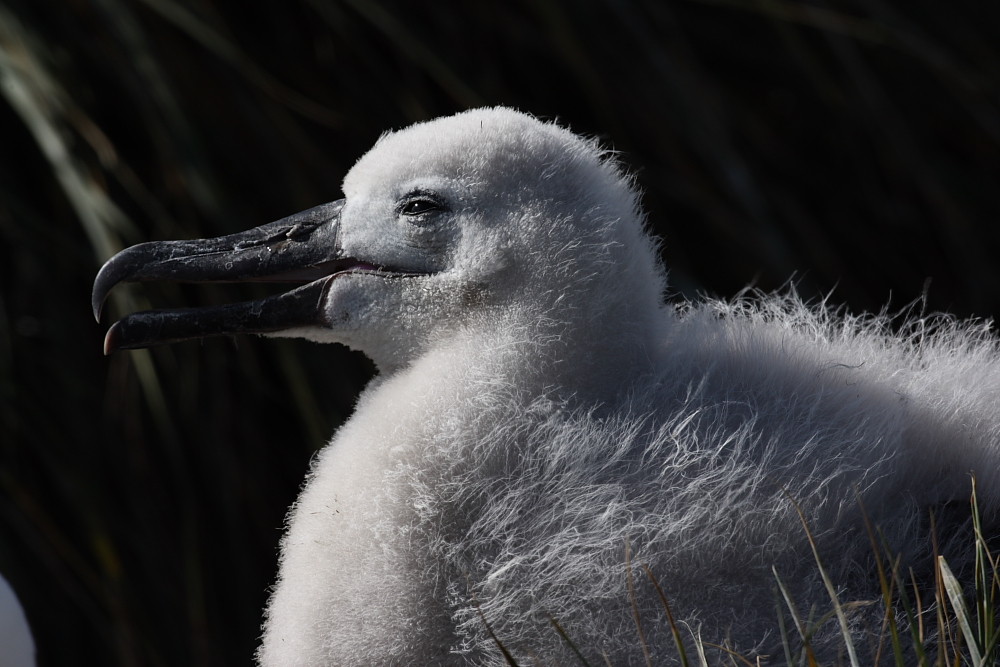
[
  {"left": 642, "top": 563, "right": 691, "bottom": 666},
  {"left": 474, "top": 603, "right": 519, "bottom": 667},
  {"left": 699, "top": 641, "right": 757, "bottom": 666},
  {"left": 938, "top": 556, "right": 983, "bottom": 666},
  {"left": 135, "top": 0, "right": 341, "bottom": 126},
  {"left": 789, "top": 495, "right": 861, "bottom": 667},
  {"left": 874, "top": 534, "right": 929, "bottom": 665},
  {"left": 624, "top": 540, "right": 653, "bottom": 667},
  {"left": 905, "top": 569, "right": 926, "bottom": 658},
  {"left": 774, "top": 597, "right": 796, "bottom": 667},
  {"left": 969, "top": 479, "right": 999, "bottom": 662},
  {"left": 0, "top": 6, "right": 178, "bottom": 443},
  {"left": 336, "top": 0, "right": 483, "bottom": 108},
  {"left": 692, "top": 627, "right": 711, "bottom": 667},
  {"left": 549, "top": 617, "right": 592, "bottom": 667},
  {"left": 858, "top": 498, "right": 907, "bottom": 667},
  {"left": 870, "top": 574, "right": 899, "bottom": 667},
  {"left": 928, "top": 512, "right": 958, "bottom": 665},
  {"left": 884, "top": 554, "right": 930, "bottom": 666},
  {"left": 0, "top": 6, "right": 140, "bottom": 261},
  {"left": 772, "top": 566, "right": 819, "bottom": 666}
]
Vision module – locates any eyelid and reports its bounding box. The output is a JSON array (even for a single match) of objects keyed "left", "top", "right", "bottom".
[{"left": 396, "top": 191, "right": 448, "bottom": 217}]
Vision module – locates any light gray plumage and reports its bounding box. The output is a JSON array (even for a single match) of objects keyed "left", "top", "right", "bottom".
[
  {"left": 96, "top": 108, "right": 1000, "bottom": 665},
  {"left": 0, "top": 573, "right": 34, "bottom": 667}
]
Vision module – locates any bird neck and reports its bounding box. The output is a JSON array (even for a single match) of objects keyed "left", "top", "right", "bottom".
[{"left": 369, "top": 299, "right": 666, "bottom": 412}]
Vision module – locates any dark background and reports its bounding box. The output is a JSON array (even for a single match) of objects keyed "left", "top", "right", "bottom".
[{"left": 1, "top": 1, "right": 998, "bottom": 664}]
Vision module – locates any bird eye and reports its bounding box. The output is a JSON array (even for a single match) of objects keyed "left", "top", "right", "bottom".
[{"left": 399, "top": 194, "right": 445, "bottom": 218}]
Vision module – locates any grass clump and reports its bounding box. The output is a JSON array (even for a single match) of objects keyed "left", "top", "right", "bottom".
[{"left": 489, "top": 483, "right": 998, "bottom": 666}]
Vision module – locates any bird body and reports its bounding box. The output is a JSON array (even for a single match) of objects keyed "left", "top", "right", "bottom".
[
  {"left": 94, "top": 108, "right": 1000, "bottom": 664},
  {"left": 264, "top": 291, "right": 1000, "bottom": 665}
]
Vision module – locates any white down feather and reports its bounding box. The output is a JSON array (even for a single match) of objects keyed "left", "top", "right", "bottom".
[{"left": 257, "top": 108, "right": 1000, "bottom": 665}]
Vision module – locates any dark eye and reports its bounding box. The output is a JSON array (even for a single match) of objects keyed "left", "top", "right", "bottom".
[
  {"left": 399, "top": 193, "right": 446, "bottom": 218},
  {"left": 402, "top": 200, "right": 439, "bottom": 215}
]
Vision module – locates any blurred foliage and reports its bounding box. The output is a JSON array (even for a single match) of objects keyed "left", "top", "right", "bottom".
[{"left": 0, "top": 0, "right": 997, "bottom": 664}]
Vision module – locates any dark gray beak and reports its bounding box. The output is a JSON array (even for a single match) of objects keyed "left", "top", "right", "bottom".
[{"left": 93, "top": 199, "right": 368, "bottom": 354}]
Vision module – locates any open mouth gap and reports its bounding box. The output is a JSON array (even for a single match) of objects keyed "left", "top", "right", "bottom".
[
  {"left": 261, "top": 255, "right": 440, "bottom": 284},
  {"left": 173, "top": 259, "right": 425, "bottom": 305},
  {"left": 250, "top": 258, "right": 387, "bottom": 284}
]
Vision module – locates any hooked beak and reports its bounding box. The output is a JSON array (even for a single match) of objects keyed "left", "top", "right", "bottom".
[{"left": 93, "top": 199, "right": 376, "bottom": 354}]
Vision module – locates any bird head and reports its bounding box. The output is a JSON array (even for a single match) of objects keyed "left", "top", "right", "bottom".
[{"left": 93, "top": 108, "right": 665, "bottom": 371}]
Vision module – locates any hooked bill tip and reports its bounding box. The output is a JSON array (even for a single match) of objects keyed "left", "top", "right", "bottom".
[
  {"left": 103, "top": 322, "right": 122, "bottom": 356},
  {"left": 91, "top": 259, "right": 121, "bottom": 323}
]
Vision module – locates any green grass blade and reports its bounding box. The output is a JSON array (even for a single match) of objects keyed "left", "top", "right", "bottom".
[
  {"left": 881, "top": 545, "right": 929, "bottom": 665},
  {"left": 691, "top": 627, "right": 710, "bottom": 667},
  {"left": 474, "top": 603, "right": 520, "bottom": 667},
  {"left": 774, "top": 596, "right": 797, "bottom": 667},
  {"left": 969, "top": 479, "right": 999, "bottom": 662},
  {"left": 624, "top": 540, "right": 653, "bottom": 667},
  {"left": 772, "top": 565, "right": 818, "bottom": 666},
  {"left": 938, "top": 555, "right": 984, "bottom": 666},
  {"left": 859, "top": 498, "right": 907, "bottom": 666},
  {"left": 549, "top": 617, "right": 592, "bottom": 667},
  {"left": 789, "top": 496, "right": 861, "bottom": 667},
  {"left": 642, "top": 563, "right": 690, "bottom": 666}
]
